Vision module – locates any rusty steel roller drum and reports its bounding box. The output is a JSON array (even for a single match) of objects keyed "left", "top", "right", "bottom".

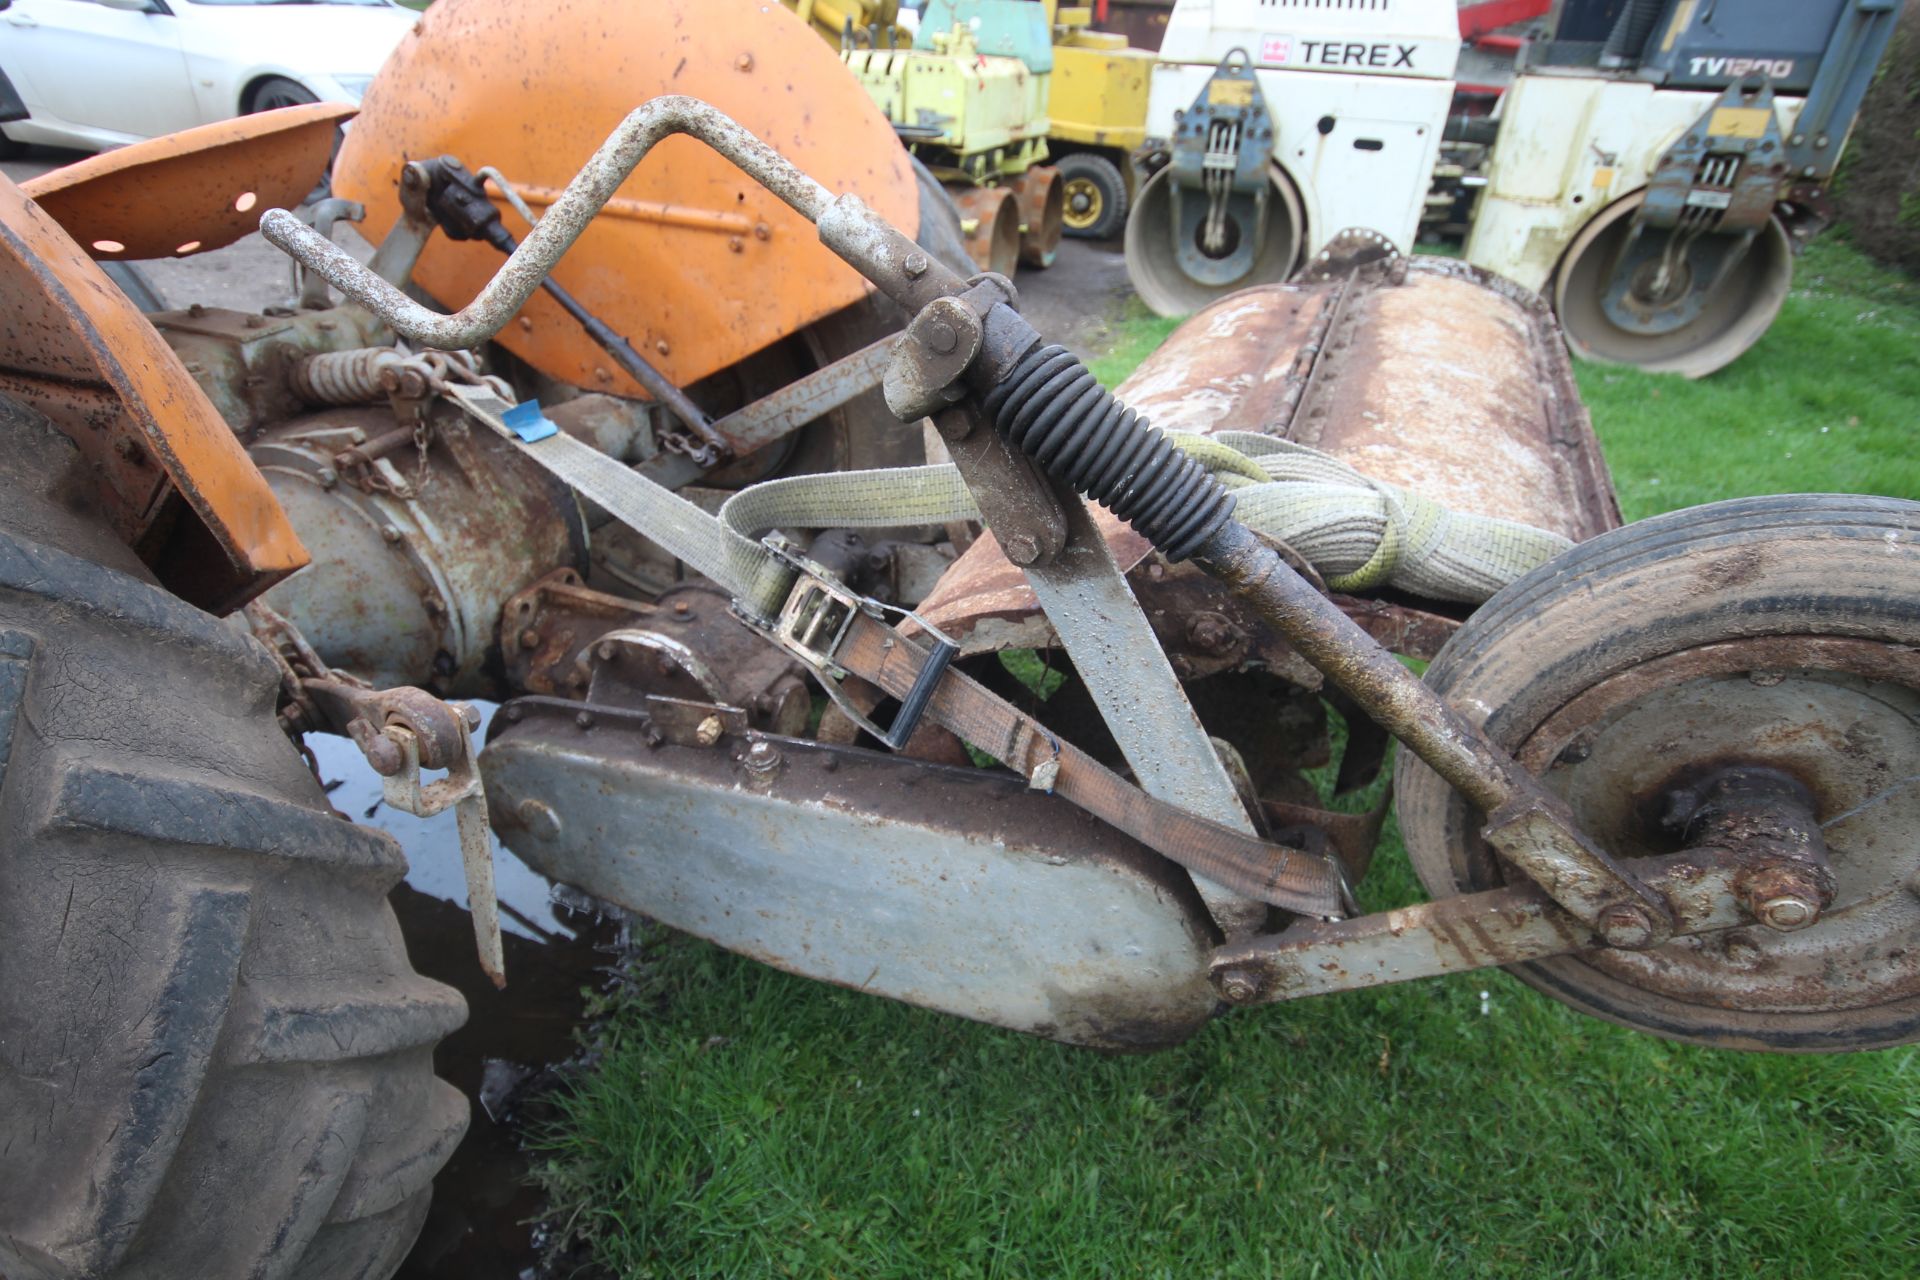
[{"left": 332, "top": 0, "right": 921, "bottom": 401}]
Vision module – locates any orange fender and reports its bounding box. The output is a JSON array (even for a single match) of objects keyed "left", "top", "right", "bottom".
[
  {"left": 21, "top": 102, "right": 354, "bottom": 262},
  {"left": 0, "top": 174, "right": 306, "bottom": 612}
]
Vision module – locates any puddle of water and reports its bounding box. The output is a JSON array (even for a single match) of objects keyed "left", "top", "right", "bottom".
[{"left": 309, "top": 703, "right": 622, "bottom": 1279}]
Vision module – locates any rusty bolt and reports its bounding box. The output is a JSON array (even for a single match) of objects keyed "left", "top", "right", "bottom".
[
  {"left": 575, "top": 711, "right": 595, "bottom": 730},
  {"left": 642, "top": 723, "right": 665, "bottom": 749},
  {"left": 903, "top": 250, "right": 929, "bottom": 278},
  {"left": 455, "top": 701, "right": 482, "bottom": 730},
  {"left": 381, "top": 525, "right": 402, "bottom": 544},
  {"left": 1742, "top": 865, "right": 1825, "bottom": 932},
  {"left": 421, "top": 593, "right": 445, "bottom": 617},
  {"left": 316, "top": 467, "right": 338, "bottom": 489},
  {"left": 754, "top": 222, "right": 771, "bottom": 241},
  {"left": 1187, "top": 612, "right": 1240, "bottom": 656},
  {"left": 519, "top": 316, "right": 534, "bottom": 333},
  {"left": 672, "top": 599, "right": 692, "bottom": 616},
  {"left": 924, "top": 319, "right": 958, "bottom": 354},
  {"left": 728, "top": 236, "right": 744, "bottom": 253},
  {"left": 1217, "top": 971, "right": 1260, "bottom": 1005},
  {"left": 595, "top": 640, "right": 618, "bottom": 662},
  {"left": 696, "top": 714, "right": 725, "bottom": 747},
  {"left": 735, "top": 51, "right": 754, "bottom": 71},
  {"left": 188, "top": 302, "right": 207, "bottom": 318},
  {"left": 594, "top": 366, "right": 612, "bottom": 383},
  {"left": 655, "top": 339, "right": 671, "bottom": 357},
  {"left": 519, "top": 628, "right": 541, "bottom": 650},
  {"left": 1003, "top": 533, "right": 1040, "bottom": 565},
  {"left": 1596, "top": 903, "right": 1657, "bottom": 950}
]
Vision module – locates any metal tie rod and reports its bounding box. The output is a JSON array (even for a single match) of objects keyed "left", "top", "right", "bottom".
[{"left": 261, "top": 95, "right": 967, "bottom": 352}]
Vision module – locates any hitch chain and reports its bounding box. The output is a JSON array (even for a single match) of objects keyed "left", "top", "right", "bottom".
[{"left": 245, "top": 601, "right": 507, "bottom": 988}]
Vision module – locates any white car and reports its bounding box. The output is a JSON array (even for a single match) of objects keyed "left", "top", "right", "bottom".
[{"left": 0, "top": 0, "right": 417, "bottom": 154}]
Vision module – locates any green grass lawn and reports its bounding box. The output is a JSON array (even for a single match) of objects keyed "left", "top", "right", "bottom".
[{"left": 528, "top": 236, "right": 1920, "bottom": 1278}]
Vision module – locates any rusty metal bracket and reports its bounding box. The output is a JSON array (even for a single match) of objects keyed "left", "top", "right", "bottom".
[
  {"left": 378, "top": 715, "right": 504, "bottom": 990},
  {"left": 884, "top": 295, "right": 984, "bottom": 422},
  {"left": 245, "top": 599, "right": 506, "bottom": 987},
  {"left": 1211, "top": 763, "right": 1836, "bottom": 1002}
]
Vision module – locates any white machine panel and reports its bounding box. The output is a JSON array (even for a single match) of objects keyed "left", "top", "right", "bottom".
[{"left": 1161, "top": 0, "right": 1461, "bottom": 81}]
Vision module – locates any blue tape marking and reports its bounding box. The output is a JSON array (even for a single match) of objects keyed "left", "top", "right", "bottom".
[{"left": 503, "top": 400, "right": 559, "bottom": 443}]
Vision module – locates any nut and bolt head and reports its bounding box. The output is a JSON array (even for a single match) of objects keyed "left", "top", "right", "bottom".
[
  {"left": 1003, "top": 532, "right": 1041, "bottom": 565},
  {"left": 1743, "top": 866, "right": 1825, "bottom": 932},
  {"left": 903, "top": 250, "right": 930, "bottom": 278},
  {"left": 595, "top": 640, "right": 618, "bottom": 662},
  {"left": 1757, "top": 897, "right": 1816, "bottom": 930},
  {"left": 743, "top": 739, "right": 782, "bottom": 774},
  {"left": 1596, "top": 903, "right": 1658, "bottom": 950},
  {"left": 924, "top": 319, "right": 958, "bottom": 354},
  {"left": 381, "top": 525, "right": 402, "bottom": 544},
  {"left": 1217, "top": 971, "right": 1261, "bottom": 1005},
  {"left": 1186, "top": 612, "right": 1240, "bottom": 656},
  {"left": 519, "top": 628, "right": 541, "bottom": 651},
  {"left": 575, "top": 711, "right": 595, "bottom": 729},
  {"left": 696, "top": 714, "right": 725, "bottom": 747}
]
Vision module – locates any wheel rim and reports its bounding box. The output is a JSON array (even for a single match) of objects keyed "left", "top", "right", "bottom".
[
  {"left": 1553, "top": 191, "right": 1794, "bottom": 378},
  {"left": 1062, "top": 176, "right": 1103, "bottom": 232},
  {"left": 1413, "top": 633, "right": 1920, "bottom": 1049},
  {"left": 1124, "top": 164, "right": 1302, "bottom": 317},
  {"left": 1527, "top": 638, "right": 1920, "bottom": 1009}
]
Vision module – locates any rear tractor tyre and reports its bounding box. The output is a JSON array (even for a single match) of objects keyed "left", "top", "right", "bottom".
[
  {"left": 1057, "top": 151, "right": 1128, "bottom": 241},
  {"left": 0, "top": 393, "right": 467, "bottom": 1278},
  {"left": 1396, "top": 495, "right": 1920, "bottom": 1052}
]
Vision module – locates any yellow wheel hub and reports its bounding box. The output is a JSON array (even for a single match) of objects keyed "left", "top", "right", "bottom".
[{"left": 1062, "top": 176, "right": 1103, "bottom": 232}]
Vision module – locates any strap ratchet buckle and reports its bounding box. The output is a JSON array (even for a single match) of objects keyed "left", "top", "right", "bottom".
[{"left": 741, "top": 537, "right": 959, "bottom": 751}]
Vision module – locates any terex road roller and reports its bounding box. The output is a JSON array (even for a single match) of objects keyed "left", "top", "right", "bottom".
[{"left": 1126, "top": 0, "right": 1902, "bottom": 376}]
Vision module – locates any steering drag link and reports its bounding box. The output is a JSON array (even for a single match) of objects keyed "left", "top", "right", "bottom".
[{"left": 265, "top": 96, "right": 1681, "bottom": 949}]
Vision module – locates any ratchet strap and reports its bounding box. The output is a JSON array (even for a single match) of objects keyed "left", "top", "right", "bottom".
[{"left": 447, "top": 386, "right": 1347, "bottom": 917}]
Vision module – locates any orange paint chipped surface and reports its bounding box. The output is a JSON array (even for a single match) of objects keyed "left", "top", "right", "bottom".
[{"left": 332, "top": 0, "right": 919, "bottom": 399}]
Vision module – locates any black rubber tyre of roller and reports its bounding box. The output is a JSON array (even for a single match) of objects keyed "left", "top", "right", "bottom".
[{"left": 0, "top": 392, "right": 468, "bottom": 1279}]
